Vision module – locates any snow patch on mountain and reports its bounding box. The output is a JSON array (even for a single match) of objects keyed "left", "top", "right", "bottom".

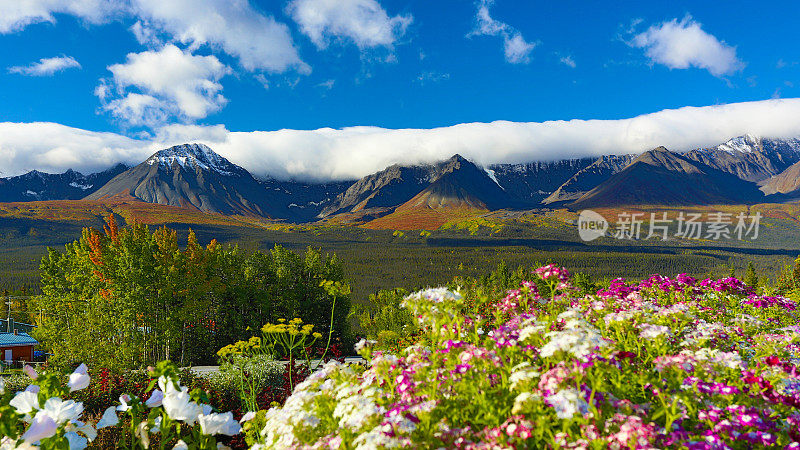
[
  {"left": 69, "top": 182, "right": 93, "bottom": 190},
  {"left": 713, "top": 134, "right": 761, "bottom": 154},
  {"left": 484, "top": 168, "right": 504, "bottom": 189},
  {"left": 146, "top": 143, "right": 237, "bottom": 176}
]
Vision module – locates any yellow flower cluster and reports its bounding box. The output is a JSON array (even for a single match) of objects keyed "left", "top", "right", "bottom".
[
  {"left": 261, "top": 318, "right": 322, "bottom": 339},
  {"left": 216, "top": 335, "right": 262, "bottom": 358}
]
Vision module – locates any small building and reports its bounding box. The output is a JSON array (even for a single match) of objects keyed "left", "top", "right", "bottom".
[
  {"left": 0, "top": 318, "right": 39, "bottom": 365},
  {"left": 0, "top": 331, "right": 38, "bottom": 364}
]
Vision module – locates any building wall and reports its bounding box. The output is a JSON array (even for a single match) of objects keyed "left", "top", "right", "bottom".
[{"left": 0, "top": 345, "right": 33, "bottom": 362}]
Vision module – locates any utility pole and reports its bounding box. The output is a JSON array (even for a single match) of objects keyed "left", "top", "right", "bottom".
[{"left": 4, "top": 296, "right": 10, "bottom": 332}]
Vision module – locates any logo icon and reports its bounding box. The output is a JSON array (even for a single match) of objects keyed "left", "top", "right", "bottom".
[{"left": 577, "top": 209, "right": 608, "bottom": 242}]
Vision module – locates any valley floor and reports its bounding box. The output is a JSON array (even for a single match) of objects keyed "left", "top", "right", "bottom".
[{"left": 0, "top": 200, "right": 798, "bottom": 305}]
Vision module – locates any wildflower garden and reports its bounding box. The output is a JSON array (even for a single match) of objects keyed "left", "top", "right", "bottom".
[{"left": 2, "top": 219, "right": 800, "bottom": 448}]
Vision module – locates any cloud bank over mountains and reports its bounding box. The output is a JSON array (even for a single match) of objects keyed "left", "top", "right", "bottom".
[{"left": 3, "top": 98, "right": 800, "bottom": 181}]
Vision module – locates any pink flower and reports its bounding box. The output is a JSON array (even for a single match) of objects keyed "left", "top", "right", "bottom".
[{"left": 23, "top": 365, "right": 38, "bottom": 380}]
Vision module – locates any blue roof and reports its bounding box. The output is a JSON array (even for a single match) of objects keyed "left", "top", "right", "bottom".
[{"left": 0, "top": 332, "right": 38, "bottom": 347}]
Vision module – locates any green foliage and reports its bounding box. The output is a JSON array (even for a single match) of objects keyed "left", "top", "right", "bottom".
[
  {"left": 744, "top": 261, "right": 760, "bottom": 289},
  {"left": 571, "top": 272, "right": 599, "bottom": 296},
  {"left": 211, "top": 354, "right": 284, "bottom": 412},
  {"left": 219, "top": 317, "right": 326, "bottom": 396},
  {"left": 352, "top": 288, "right": 416, "bottom": 348},
  {"left": 30, "top": 215, "right": 351, "bottom": 370},
  {"left": 441, "top": 217, "right": 504, "bottom": 235}
]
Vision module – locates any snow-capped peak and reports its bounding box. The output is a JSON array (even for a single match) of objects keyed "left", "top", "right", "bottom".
[
  {"left": 146, "top": 143, "right": 238, "bottom": 175},
  {"left": 713, "top": 134, "right": 762, "bottom": 154}
]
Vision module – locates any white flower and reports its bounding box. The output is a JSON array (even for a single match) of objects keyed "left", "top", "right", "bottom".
[
  {"left": 333, "top": 393, "right": 384, "bottom": 430},
  {"left": 157, "top": 375, "right": 172, "bottom": 393},
  {"left": 10, "top": 391, "right": 39, "bottom": 415},
  {"left": 21, "top": 414, "right": 57, "bottom": 443},
  {"left": 198, "top": 412, "right": 242, "bottom": 436},
  {"left": 557, "top": 309, "right": 582, "bottom": 321},
  {"left": 546, "top": 388, "right": 589, "bottom": 419},
  {"left": 240, "top": 411, "right": 257, "bottom": 423},
  {"left": 352, "top": 425, "right": 402, "bottom": 450},
  {"left": 64, "top": 431, "right": 88, "bottom": 450},
  {"left": 134, "top": 421, "right": 149, "bottom": 449},
  {"left": 23, "top": 365, "right": 38, "bottom": 380},
  {"left": 145, "top": 390, "right": 164, "bottom": 408},
  {"left": 25, "top": 385, "right": 39, "bottom": 394},
  {"left": 37, "top": 398, "right": 84, "bottom": 425},
  {"left": 604, "top": 311, "right": 635, "bottom": 324},
  {"left": 540, "top": 325, "right": 607, "bottom": 359},
  {"left": 68, "top": 364, "right": 90, "bottom": 392},
  {"left": 66, "top": 421, "right": 96, "bottom": 442},
  {"left": 509, "top": 362, "right": 540, "bottom": 390},
  {"left": 162, "top": 387, "right": 203, "bottom": 425},
  {"left": 151, "top": 416, "right": 162, "bottom": 433},
  {"left": 638, "top": 323, "right": 673, "bottom": 340},
  {"left": 354, "top": 339, "right": 376, "bottom": 354},
  {"left": 512, "top": 392, "right": 536, "bottom": 414},
  {"left": 96, "top": 406, "right": 119, "bottom": 429},
  {"left": 117, "top": 394, "right": 133, "bottom": 412},
  {"left": 173, "top": 440, "right": 188, "bottom": 450}
]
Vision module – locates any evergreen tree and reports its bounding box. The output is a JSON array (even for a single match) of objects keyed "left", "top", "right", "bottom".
[{"left": 744, "top": 261, "right": 759, "bottom": 289}]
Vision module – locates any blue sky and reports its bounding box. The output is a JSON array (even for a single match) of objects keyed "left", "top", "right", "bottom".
[{"left": 1, "top": 0, "right": 800, "bottom": 180}]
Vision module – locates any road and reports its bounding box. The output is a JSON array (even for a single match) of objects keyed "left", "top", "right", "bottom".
[{"left": 190, "top": 357, "right": 366, "bottom": 376}]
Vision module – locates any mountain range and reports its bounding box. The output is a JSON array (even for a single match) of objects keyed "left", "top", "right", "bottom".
[{"left": 3, "top": 134, "right": 800, "bottom": 224}]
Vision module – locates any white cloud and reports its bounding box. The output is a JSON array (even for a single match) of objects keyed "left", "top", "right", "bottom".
[
  {"left": 6, "top": 98, "right": 800, "bottom": 181},
  {"left": 470, "top": 0, "right": 536, "bottom": 64},
  {"left": 8, "top": 55, "right": 81, "bottom": 76},
  {"left": 130, "top": 0, "right": 309, "bottom": 73},
  {"left": 0, "top": 0, "right": 122, "bottom": 33},
  {"left": 0, "top": 0, "right": 308, "bottom": 74},
  {"left": 98, "top": 44, "right": 232, "bottom": 127},
  {"left": 287, "top": 0, "right": 412, "bottom": 51},
  {"left": 559, "top": 55, "right": 576, "bottom": 68},
  {"left": 317, "top": 79, "right": 335, "bottom": 90},
  {"left": 630, "top": 16, "right": 744, "bottom": 77},
  {"left": 415, "top": 71, "right": 450, "bottom": 85},
  {"left": 0, "top": 121, "right": 149, "bottom": 176},
  {"left": 129, "top": 20, "right": 161, "bottom": 46}
]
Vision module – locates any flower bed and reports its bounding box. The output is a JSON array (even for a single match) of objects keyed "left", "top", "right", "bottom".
[
  {"left": 2, "top": 266, "right": 799, "bottom": 449},
  {"left": 260, "top": 267, "right": 800, "bottom": 449}
]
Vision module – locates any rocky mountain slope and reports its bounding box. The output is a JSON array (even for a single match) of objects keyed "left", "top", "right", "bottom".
[
  {"left": 487, "top": 158, "right": 596, "bottom": 204},
  {"left": 570, "top": 147, "right": 767, "bottom": 209},
  {"left": 5, "top": 134, "right": 800, "bottom": 222},
  {"left": 760, "top": 159, "right": 800, "bottom": 197},
  {"left": 320, "top": 154, "right": 519, "bottom": 220},
  {"left": 0, "top": 164, "right": 128, "bottom": 202},
  {"left": 543, "top": 154, "right": 636, "bottom": 205},
  {"left": 683, "top": 135, "right": 800, "bottom": 182},
  {"left": 398, "top": 154, "right": 517, "bottom": 211},
  {"left": 319, "top": 164, "right": 439, "bottom": 218},
  {"left": 86, "top": 144, "right": 288, "bottom": 218}
]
